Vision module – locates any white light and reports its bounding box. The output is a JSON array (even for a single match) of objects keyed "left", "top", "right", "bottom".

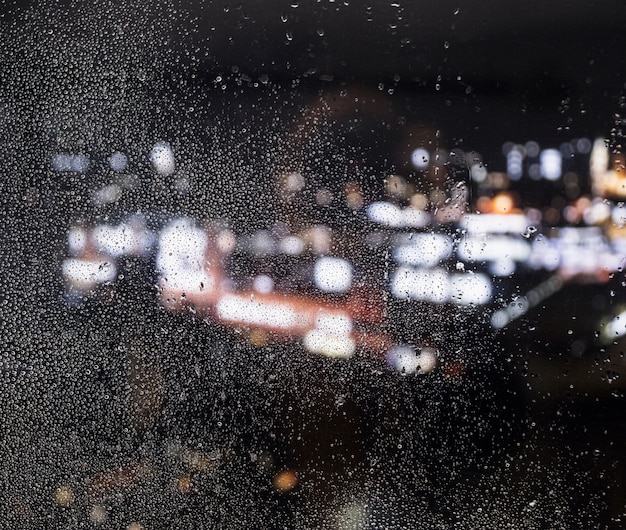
[
  {"left": 72, "top": 155, "right": 89, "bottom": 172},
  {"left": 157, "top": 218, "right": 211, "bottom": 292},
  {"left": 460, "top": 214, "right": 529, "bottom": 235},
  {"left": 583, "top": 201, "right": 611, "bottom": 225},
  {"left": 92, "top": 184, "right": 122, "bottom": 205},
  {"left": 216, "top": 229, "right": 237, "bottom": 254},
  {"left": 489, "top": 258, "right": 516, "bottom": 277},
  {"left": 108, "top": 151, "right": 128, "bottom": 171},
  {"left": 491, "top": 309, "right": 509, "bottom": 329},
  {"left": 449, "top": 273, "right": 492, "bottom": 305},
  {"left": 93, "top": 223, "right": 150, "bottom": 257},
  {"left": 315, "top": 312, "right": 352, "bottom": 336},
  {"left": 403, "top": 207, "right": 430, "bottom": 228},
  {"left": 367, "top": 201, "right": 403, "bottom": 227},
  {"left": 590, "top": 138, "right": 609, "bottom": 180},
  {"left": 52, "top": 154, "right": 89, "bottom": 172},
  {"left": 150, "top": 141, "right": 176, "bottom": 176},
  {"left": 52, "top": 154, "right": 71, "bottom": 171},
  {"left": 253, "top": 275, "right": 274, "bottom": 294},
  {"left": 470, "top": 163, "right": 488, "bottom": 183},
  {"left": 250, "top": 230, "right": 276, "bottom": 256},
  {"left": 314, "top": 257, "right": 352, "bottom": 293},
  {"left": 216, "top": 294, "right": 297, "bottom": 329},
  {"left": 457, "top": 235, "right": 530, "bottom": 262},
  {"left": 67, "top": 227, "right": 87, "bottom": 256},
  {"left": 411, "top": 148, "right": 430, "bottom": 169},
  {"left": 390, "top": 266, "right": 449, "bottom": 303},
  {"left": 576, "top": 138, "right": 591, "bottom": 154},
  {"left": 612, "top": 204, "right": 626, "bottom": 227},
  {"left": 279, "top": 235, "right": 305, "bottom": 255},
  {"left": 303, "top": 330, "right": 356, "bottom": 359},
  {"left": 284, "top": 172, "right": 305, "bottom": 192},
  {"left": 507, "top": 296, "right": 529, "bottom": 320},
  {"left": 393, "top": 234, "right": 453, "bottom": 268},
  {"left": 540, "top": 149, "right": 562, "bottom": 181},
  {"left": 605, "top": 310, "right": 626, "bottom": 339},
  {"left": 525, "top": 141, "right": 540, "bottom": 158},
  {"left": 507, "top": 147, "right": 524, "bottom": 180},
  {"left": 62, "top": 258, "right": 117, "bottom": 288},
  {"left": 386, "top": 345, "right": 437, "bottom": 374}
]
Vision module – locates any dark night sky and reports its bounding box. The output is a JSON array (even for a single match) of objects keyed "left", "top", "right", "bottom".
[
  {"left": 6, "top": 0, "right": 626, "bottom": 169},
  {"left": 179, "top": 0, "right": 626, "bottom": 164}
]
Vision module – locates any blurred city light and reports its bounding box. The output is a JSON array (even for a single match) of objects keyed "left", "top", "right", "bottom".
[
  {"left": 313, "top": 257, "right": 352, "bottom": 293},
  {"left": 149, "top": 141, "right": 176, "bottom": 176}
]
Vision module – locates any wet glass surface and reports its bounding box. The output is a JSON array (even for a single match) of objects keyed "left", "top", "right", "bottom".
[{"left": 1, "top": 1, "right": 626, "bottom": 528}]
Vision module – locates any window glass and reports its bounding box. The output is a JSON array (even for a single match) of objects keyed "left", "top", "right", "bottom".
[{"left": 1, "top": 1, "right": 625, "bottom": 527}]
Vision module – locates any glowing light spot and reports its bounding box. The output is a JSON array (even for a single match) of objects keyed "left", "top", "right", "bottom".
[
  {"left": 315, "top": 312, "right": 352, "bottom": 335},
  {"left": 303, "top": 330, "right": 355, "bottom": 358},
  {"left": 273, "top": 470, "right": 298, "bottom": 492},
  {"left": 55, "top": 485, "right": 74, "bottom": 507},
  {"left": 314, "top": 257, "right": 352, "bottom": 293},
  {"left": 449, "top": 273, "right": 492, "bottom": 304},
  {"left": 150, "top": 141, "right": 175, "bottom": 176},
  {"left": 492, "top": 193, "right": 515, "bottom": 214},
  {"left": 216, "top": 295, "right": 298, "bottom": 329},
  {"left": 367, "top": 201, "right": 403, "bottom": 227},
  {"left": 386, "top": 345, "right": 438, "bottom": 374},
  {"left": 279, "top": 235, "right": 304, "bottom": 255},
  {"left": 471, "top": 163, "right": 488, "bottom": 182},
  {"left": 540, "top": 149, "right": 562, "bottom": 181},
  {"left": 108, "top": 151, "right": 128, "bottom": 171},
  {"left": 253, "top": 274, "right": 274, "bottom": 294},
  {"left": 411, "top": 147, "right": 430, "bottom": 169}
]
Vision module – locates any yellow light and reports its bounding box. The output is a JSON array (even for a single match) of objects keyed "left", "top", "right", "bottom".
[
  {"left": 273, "top": 470, "right": 298, "bottom": 493},
  {"left": 492, "top": 193, "right": 514, "bottom": 214},
  {"left": 55, "top": 485, "right": 74, "bottom": 507}
]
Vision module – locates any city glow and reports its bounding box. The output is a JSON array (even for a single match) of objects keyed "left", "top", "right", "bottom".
[
  {"left": 67, "top": 227, "right": 87, "bottom": 256},
  {"left": 393, "top": 233, "right": 453, "bottom": 268},
  {"left": 457, "top": 235, "right": 530, "bottom": 263},
  {"left": 62, "top": 258, "right": 117, "bottom": 288},
  {"left": 157, "top": 219, "right": 211, "bottom": 292},
  {"left": 367, "top": 201, "right": 403, "bottom": 227},
  {"left": 150, "top": 141, "right": 176, "bottom": 176},
  {"left": 460, "top": 213, "right": 528, "bottom": 234},
  {"left": 540, "top": 149, "right": 562, "bottom": 181},
  {"left": 449, "top": 273, "right": 492, "bottom": 305},
  {"left": 411, "top": 147, "right": 430, "bottom": 169},
  {"left": 314, "top": 257, "right": 352, "bottom": 293},
  {"left": 386, "top": 345, "right": 438, "bottom": 374},
  {"left": 303, "top": 330, "right": 356, "bottom": 358},
  {"left": 216, "top": 294, "right": 298, "bottom": 330}
]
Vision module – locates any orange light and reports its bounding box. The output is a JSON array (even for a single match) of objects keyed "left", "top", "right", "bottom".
[
  {"left": 176, "top": 474, "right": 193, "bottom": 494},
  {"left": 249, "top": 328, "right": 269, "bottom": 347},
  {"left": 476, "top": 196, "right": 492, "bottom": 213},
  {"left": 273, "top": 469, "right": 298, "bottom": 493},
  {"left": 492, "top": 193, "right": 514, "bottom": 214}
]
